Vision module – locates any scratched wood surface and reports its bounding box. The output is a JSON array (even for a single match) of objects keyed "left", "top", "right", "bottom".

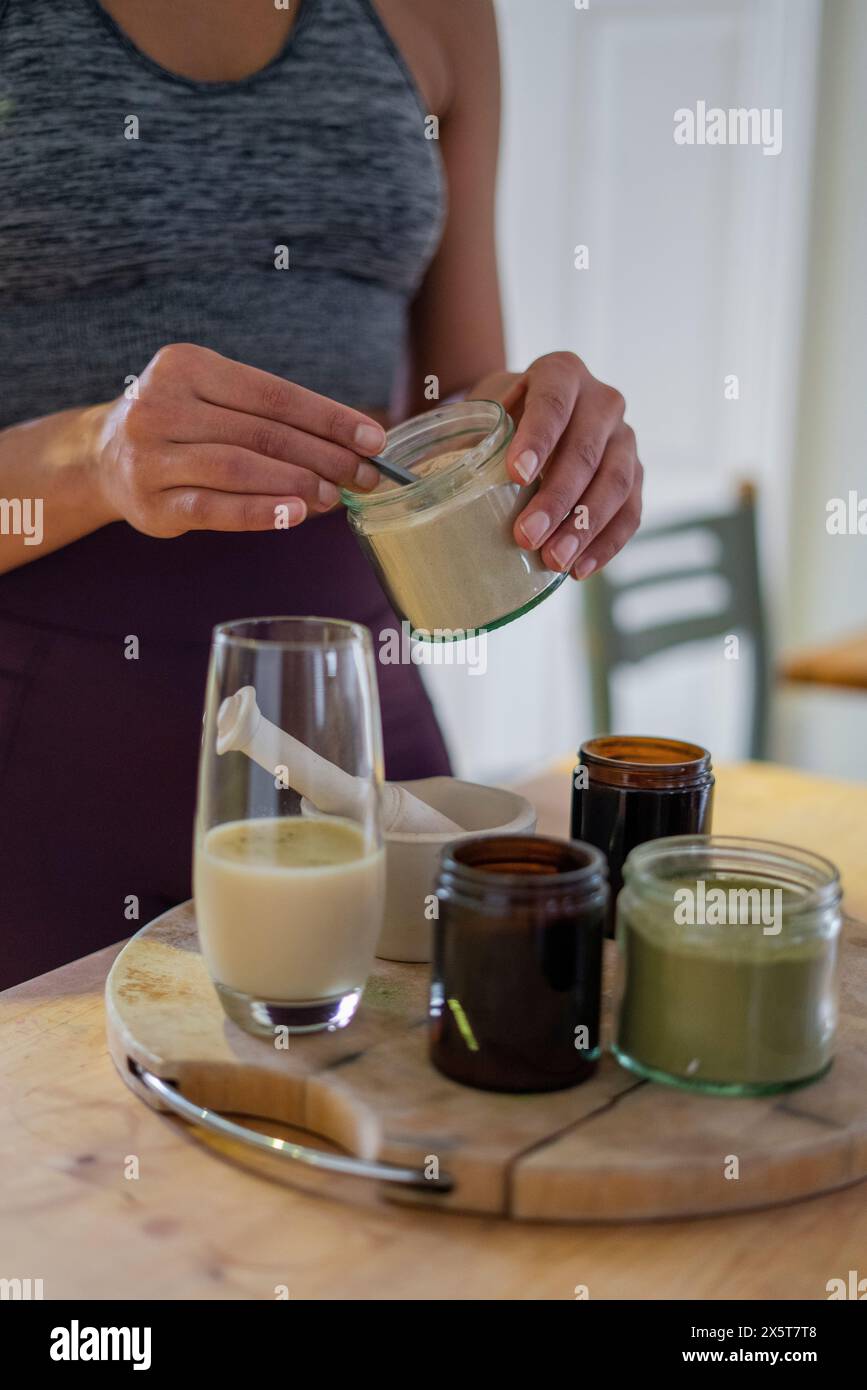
[
  {"left": 4, "top": 762, "right": 867, "bottom": 1296},
  {"left": 105, "top": 899, "right": 867, "bottom": 1222}
]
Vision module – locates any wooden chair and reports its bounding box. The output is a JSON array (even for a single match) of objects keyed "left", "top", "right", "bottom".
[{"left": 582, "top": 482, "right": 770, "bottom": 759}]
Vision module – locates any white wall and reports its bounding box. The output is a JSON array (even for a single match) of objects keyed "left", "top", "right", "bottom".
[
  {"left": 423, "top": 0, "right": 866, "bottom": 785},
  {"left": 777, "top": 0, "right": 867, "bottom": 780}
]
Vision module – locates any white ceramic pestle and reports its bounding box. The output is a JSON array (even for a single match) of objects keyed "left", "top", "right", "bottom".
[{"left": 216, "top": 686, "right": 462, "bottom": 835}]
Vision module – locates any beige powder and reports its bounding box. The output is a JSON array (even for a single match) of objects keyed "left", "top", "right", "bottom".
[
  {"left": 375, "top": 448, "right": 466, "bottom": 491},
  {"left": 359, "top": 450, "right": 562, "bottom": 634}
]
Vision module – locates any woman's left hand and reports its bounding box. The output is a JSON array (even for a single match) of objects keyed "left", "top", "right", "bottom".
[{"left": 473, "top": 352, "right": 643, "bottom": 579}]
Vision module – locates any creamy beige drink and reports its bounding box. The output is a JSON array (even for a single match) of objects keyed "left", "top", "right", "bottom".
[{"left": 194, "top": 817, "right": 385, "bottom": 1001}]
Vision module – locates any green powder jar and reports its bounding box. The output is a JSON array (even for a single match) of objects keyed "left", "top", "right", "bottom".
[{"left": 612, "top": 835, "right": 842, "bottom": 1096}]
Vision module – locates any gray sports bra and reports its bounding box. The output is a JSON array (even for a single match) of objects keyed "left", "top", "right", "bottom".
[{"left": 0, "top": 0, "right": 446, "bottom": 427}]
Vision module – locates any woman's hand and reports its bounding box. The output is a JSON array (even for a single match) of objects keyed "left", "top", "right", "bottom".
[
  {"left": 476, "top": 352, "right": 643, "bottom": 579},
  {"left": 91, "top": 343, "right": 387, "bottom": 537}
]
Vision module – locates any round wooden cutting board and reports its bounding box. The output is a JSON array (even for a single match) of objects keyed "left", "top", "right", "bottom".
[{"left": 106, "top": 903, "right": 867, "bottom": 1222}]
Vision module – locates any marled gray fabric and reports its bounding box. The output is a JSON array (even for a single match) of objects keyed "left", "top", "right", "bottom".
[{"left": 0, "top": 0, "right": 446, "bottom": 425}]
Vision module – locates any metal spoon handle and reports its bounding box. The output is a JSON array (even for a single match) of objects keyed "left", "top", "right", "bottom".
[{"left": 366, "top": 453, "right": 417, "bottom": 486}]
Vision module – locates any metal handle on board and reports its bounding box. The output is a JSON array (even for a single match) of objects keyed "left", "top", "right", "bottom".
[{"left": 132, "top": 1063, "right": 453, "bottom": 1192}]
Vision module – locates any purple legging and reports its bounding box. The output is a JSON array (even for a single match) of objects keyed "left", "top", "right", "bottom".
[{"left": 0, "top": 511, "right": 451, "bottom": 987}]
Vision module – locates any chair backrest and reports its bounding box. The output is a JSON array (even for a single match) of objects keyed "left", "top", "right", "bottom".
[{"left": 582, "top": 483, "right": 770, "bottom": 759}]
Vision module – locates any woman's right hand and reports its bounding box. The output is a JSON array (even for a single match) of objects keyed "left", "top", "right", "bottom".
[{"left": 91, "top": 343, "right": 387, "bottom": 537}]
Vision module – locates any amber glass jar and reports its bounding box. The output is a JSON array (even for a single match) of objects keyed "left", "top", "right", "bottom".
[
  {"left": 429, "top": 835, "right": 608, "bottom": 1093},
  {"left": 571, "top": 736, "right": 714, "bottom": 935}
]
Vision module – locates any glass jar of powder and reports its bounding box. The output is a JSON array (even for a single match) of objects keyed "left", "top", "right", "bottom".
[
  {"left": 613, "top": 835, "right": 842, "bottom": 1096},
  {"left": 342, "top": 401, "right": 567, "bottom": 638}
]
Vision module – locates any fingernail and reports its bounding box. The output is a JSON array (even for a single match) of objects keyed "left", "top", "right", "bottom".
[
  {"left": 318, "top": 479, "right": 341, "bottom": 507},
  {"left": 520, "top": 511, "right": 551, "bottom": 547},
  {"left": 572, "top": 556, "right": 597, "bottom": 580},
  {"left": 354, "top": 462, "right": 381, "bottom": 490},
  {"left": 514, "top": 449, "right": 539, "bottom": 483},
  {"left": 283, "top": 498, "right": 307, "bottom": 525},
  {"left": 551, "top": 534, "right": 579, "bottom": 570},
  {"left": 354, "top": 423, "right": 386, "bottom": 453}
]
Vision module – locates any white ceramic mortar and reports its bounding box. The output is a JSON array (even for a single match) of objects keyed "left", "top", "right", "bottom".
[{"left": 377, "top": 775, "right": 537, "bottom": 962}]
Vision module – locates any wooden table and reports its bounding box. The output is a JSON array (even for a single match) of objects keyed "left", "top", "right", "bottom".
[
  {"left": 780, "top": 629, "right": 867, "bottom": 693},
  {"left": 2, "top": 761, "right": 867, "bottom": 1301}
]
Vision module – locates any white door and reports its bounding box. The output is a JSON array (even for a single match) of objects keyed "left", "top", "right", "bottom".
[{"left": 422, "top": 0, "right": 823, "bottom": 782}]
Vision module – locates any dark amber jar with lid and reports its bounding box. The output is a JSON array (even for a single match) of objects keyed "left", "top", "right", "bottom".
[
  {"left": 429, "top": 834, "right": 608, "bottom": 1093},
  {"left": 571, "top": 736, "right": 714, "bottom": 935}
]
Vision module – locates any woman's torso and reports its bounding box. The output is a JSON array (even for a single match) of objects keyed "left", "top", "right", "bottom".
[
  {"left": 0, "top": 0, "right": 447, "bottom": 639},
  {"left": 0, "top": 0, "right": 453, "bottom": 984}
]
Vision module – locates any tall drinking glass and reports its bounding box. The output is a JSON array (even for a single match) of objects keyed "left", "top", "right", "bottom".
[{"left": 194, "top": 617, "right": 386, "bottom": 1037}]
